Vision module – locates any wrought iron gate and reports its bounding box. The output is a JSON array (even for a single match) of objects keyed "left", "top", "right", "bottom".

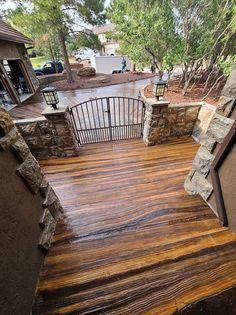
[{"left": 69, "top": 97, "right": 145, "bottom": 144}]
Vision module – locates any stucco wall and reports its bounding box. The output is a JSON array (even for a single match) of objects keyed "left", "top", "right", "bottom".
[
  {"left": 185, "top": 63, "right": 236, "bottom": 224},
  {"left": 0, "top": 40, "right": 39, "bottom": 93},
  {"left": 0, "top": 39, "right": 20, "bottom": 59},
  {"left": 219, "top": 142, "right": 236, "bottom": 232},
  {"left": 0, "top": 108, "right": 63, "bottom": 314}
]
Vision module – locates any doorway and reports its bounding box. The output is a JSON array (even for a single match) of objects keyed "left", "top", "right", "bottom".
[{"left": 0, "top": 59, "right": 33, "bottom": 109}]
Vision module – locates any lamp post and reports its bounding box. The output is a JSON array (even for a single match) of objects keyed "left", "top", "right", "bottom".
[
  {"left": 41, "top": 86, "right": 59, "bottom": 109},
  {"left": 152, "top": 79, "right": 167, "bottom": 100}
]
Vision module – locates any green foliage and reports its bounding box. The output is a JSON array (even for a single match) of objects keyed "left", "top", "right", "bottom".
[
  {"left": 108, "top": 0, "right": 236, "bottom": 85},
  {"left": 219, "top": 56, "right": 236, "bottom": 76},
  {"left": 5, "top": 0, "right": 105, "bottom": 56},
  {"left": 76, "top": 32, "right": 102, "bottom": 51},
  {"left": 30, "top": 55, "right": 47, "bottom": 67},
  {"left": 107, "top": 0, "right": 183, "bottom": 72},
  {"left": 5, "top": 0, "right": 105, "bottom": 82}
]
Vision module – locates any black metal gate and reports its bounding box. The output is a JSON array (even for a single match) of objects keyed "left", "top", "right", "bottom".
[{"left": 69, "top": 97, "right": 145, "bottom": 144}]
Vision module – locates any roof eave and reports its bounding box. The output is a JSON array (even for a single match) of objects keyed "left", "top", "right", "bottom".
[{"left": 0, "top": 35, "right": 34, "bottom": 45}]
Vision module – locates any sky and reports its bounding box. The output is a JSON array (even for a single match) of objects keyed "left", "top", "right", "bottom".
[
  {"left": 0, "top": 0, "right": 112, "bottom": 31},
  {"left": 1, "top": 0, "right": 111, "bottom": 11}
]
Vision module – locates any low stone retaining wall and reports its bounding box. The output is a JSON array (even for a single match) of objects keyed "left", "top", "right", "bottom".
[
  {"left": 38, "top": 68, "right": 78, "bottom": 85},
  {"left": 14, "top": 105, "right": 79, "bottom": 160},
  {"left": 141, "top": 90, "right": 201, "bottom": 145}
]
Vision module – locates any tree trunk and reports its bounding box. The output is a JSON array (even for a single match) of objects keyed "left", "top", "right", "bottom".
[
  {"left": 48, "top": 40, "right": 58, "bottom": 73},
  {"left": 204, "top": 67, "right": 222, "bottom": 93},
  {"left": 158, "top": 69, "right": 163, "bottom": 80},
  {"left": 182, "top": 71, "right": 194, "bottom": 95},
  {"left": 202, "top": 74, "right": 225, "bottom": 100},
  {"left": 58, "top": 29, "right": 74, "bottom": 83},
  {"left": 178, "top": 63, "right": 188, "bottom": 88}
]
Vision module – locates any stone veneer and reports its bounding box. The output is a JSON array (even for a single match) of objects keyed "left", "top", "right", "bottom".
[
  {"left": 141, "top": 89, "right": 201, "bottom": 146},
  {"left": 184, "top": 64, "right": 236, "bottom": 218},
  {"left": 15, "top": 105, "right": 79, "bottom": 160},
  {"left": 0, "top": 108, "right": 63, "bottom": 250}
]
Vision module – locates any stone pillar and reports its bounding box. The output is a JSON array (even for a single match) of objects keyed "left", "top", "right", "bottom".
[
  {"left": 41, "top": 105, "right": 79, "bottom": 157},
  {"left": 143, "top": 99, "right": 170, "bottom": 146}
]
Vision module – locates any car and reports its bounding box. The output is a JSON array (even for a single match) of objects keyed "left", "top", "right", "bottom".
[
  {"left": 34, "top": 61, "right": 64, "bottom": 76},
  {"left": 75, "top": 48, "right": 100, "bottom": 62}
]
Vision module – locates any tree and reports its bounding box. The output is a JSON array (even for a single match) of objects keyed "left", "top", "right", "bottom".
[
  {"left": 172, "top": 0, "right": 236, "bottom": 95},
  {"left": 5, "top": 0, "right": 105, "bottom": 83},
  {"left": 107, "top": 0, "right": 182, "bottom": 79},
  {"left": 108, "top": 0, "right": 236, "bottom": 95},
  {"left": 4, "top": 5, "right": 61, "bottom": 65},
  {"left": 76, "top": 31, "right": 102, "bottom": 51}
]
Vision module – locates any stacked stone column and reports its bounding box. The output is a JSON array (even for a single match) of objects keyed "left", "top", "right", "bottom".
[
  {"left": 15, "top": 105, "right": 79, "bottom": 159},
  {"left": 141, "top": 91, "right": 201, "bottom": 146}
]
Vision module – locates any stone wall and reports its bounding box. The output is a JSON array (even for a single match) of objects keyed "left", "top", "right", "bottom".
[
  {"left": 142, "top": 97, "right": 201, "bottom": 146},
  {"left": 0, "top": 108, "right": 63, "bottom": 314},
  {"left": 15, "top": 105, "right": 79, "bottom": 160},
  {"left": 184, "top": 63, "right": 236, "bottom": 219}
]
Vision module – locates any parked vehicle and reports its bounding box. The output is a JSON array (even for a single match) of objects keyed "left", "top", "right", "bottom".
[
  {"left": 34, "top": 61, "right": 64, "bottom": 76},
  {"left": 75, "top": 48, "right": 100, "bottom": 62},
  {"left": 90, "top": 55, "right": 131, "bottom": 74}
]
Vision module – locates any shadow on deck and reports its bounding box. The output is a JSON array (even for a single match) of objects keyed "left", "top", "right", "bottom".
[{"left": 33, "top": 138, "right": 236, "bottom": 315}]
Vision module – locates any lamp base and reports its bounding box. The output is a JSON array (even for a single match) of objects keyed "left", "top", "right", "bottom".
[{"left": 51, "top": 104, "right": 58, "bottom": 110}]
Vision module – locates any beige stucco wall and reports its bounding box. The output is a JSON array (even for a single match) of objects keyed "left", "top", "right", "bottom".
[
  {"left": 0, "top": 108, "right": 63, "bottom": 314},
  {"left": 0, "top": 39, "right": 20, "bottom": 59},
  {"left": 185, "top": 63, "right": 236, "bottom": 229},
  {"left": 0, "top": 40, "right": 39, "bottom": 93}
]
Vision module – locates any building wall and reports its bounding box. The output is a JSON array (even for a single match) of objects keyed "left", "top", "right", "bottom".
[
  {"left": 0, "top": 39, "right": 39, "bottom": 95},
  {"left": 104, "top": 42, "right": 120, "bottom": 55},
  {"left": 185, "top": 64, "right": 236, "bottom": 225},
  {"left": 16, "top": 43, "right": 40, "bottom": 93},
  {"left": 0, "top": 108, "right": 63, "bottom": 314},
  {"left": 0, "top": 39, "right": 20, "bottom": 59},
  {"left": 219, "top": 141, "right": 236, "bottom": 232}
]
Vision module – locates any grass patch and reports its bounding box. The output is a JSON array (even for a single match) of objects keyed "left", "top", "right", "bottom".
[{"left": 30, "top": 56, "right": 47, "bottom": 68}]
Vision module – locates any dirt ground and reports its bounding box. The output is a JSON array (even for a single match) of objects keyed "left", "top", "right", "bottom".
[
  {"left": 143, "top": 80, "right": 220, "bottom": 106},
  {"left": 51, "top": 72, "right": 156, "bottom": 91}
]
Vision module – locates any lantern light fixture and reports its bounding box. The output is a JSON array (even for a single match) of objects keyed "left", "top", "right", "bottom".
[
  {"left": 41, "top": 86, "right": 59, "bottom": 109},
  {"left": 152, "top": 79, "right": 167, "bottom": 100}
]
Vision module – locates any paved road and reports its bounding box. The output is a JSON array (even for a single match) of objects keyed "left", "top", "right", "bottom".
[
  {"left": 10, "top": 78, "right": 155, "bottom": 119},
  {"left": 59, "top": 78, "right": 154, "bottom": 106}
]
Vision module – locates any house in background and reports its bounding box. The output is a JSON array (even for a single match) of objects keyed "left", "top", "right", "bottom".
[
  {"left": 0, "top": 19, "right": 39, "bottom": 110},
  {"left": 92, "top": 23, "right": 120, "bottom": 56}
]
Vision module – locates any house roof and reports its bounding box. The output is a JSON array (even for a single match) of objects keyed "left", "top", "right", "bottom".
[
  {"left": 92, "top": 23, "right": 116, "bottom": 35},
  {"left": 0, "top": 19, "right": 33, "bottom": 45}
]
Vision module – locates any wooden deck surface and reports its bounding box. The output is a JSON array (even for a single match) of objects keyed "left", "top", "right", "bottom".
[{"left": 33, "top": 138, "right": 236, "bottom": 315}]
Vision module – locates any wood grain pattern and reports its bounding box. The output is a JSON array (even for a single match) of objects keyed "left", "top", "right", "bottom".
[{"left": 33, "top": 138, "right": 236, "bottom": 315}]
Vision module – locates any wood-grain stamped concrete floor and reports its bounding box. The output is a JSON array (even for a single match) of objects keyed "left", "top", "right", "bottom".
[{"left": 33, "top": 138, "right": 236, "bottom": 315}]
